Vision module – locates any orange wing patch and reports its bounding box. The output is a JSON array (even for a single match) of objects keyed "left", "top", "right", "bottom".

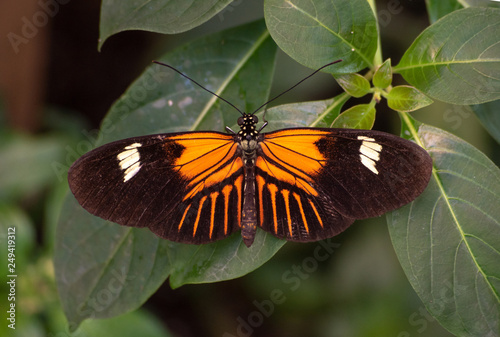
[
  {"left": 267, "top": 183, "right": 279, "bottom": 233},
  {"left": 257, "top": 130, "right": 329, "bottom": 197},
  {"left": 255, "top": 130, "right": 334, "bottom": 240},
  {"left": 292, "top": 192, "right": 309, "bottom": 234},
  {"left": 167, "top": 133, "right": 243, "bottom": 201}
]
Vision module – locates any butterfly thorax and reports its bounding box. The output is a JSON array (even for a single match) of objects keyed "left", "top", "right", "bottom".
[{"left": 237, "top": 113, "right": 260, "bottom": 162}]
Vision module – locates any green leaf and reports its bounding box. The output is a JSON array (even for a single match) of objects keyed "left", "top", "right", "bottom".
[
  {"left": 395, "top": 7, "right": 500, "bottom": 105},
  {"left": 425, "top": 0, "right": 462, "bottom": 23},
  {"left": 99, "top": 0, "right": 233, "bottom": 49},
  {"left": 0, "top": 204, "right": 35, "bottom": 273},
  {"left": 78, "top": 306, "right": 173, "bottom": 337},
  {"left": 387, "top": 85, "right": 433, "bottom": 112},
  {"left": 388, "top": 124, "right": 500, "bottom": 337},
  {"left": 334, "top": 73, "right": 371, "bottom": 98},
  {"left": 470, "top": 100, "right": 500, "bottom": 144},
  {"left": 55, "top": 20, "right": 281, "bottom": 329},
  {"left": 461, "top": 0, "right": 500, "bottom": 8},
  {"left": 168, "top": 231, "right": 285, "bottom": 287},
  {"left": 331, "top": 103, "right": 375, "bottom": 129},
  {"left": 264, "top": 0, "right": 378, "bottom": 73},
  {"left": 0, "top": 134, "right": 66, "bottom": 201},
  {"left": 257, "top": 93, "right": 350, "bottom": 130},
  {"left": 372, "top": 59, "right": 392, "bottom": 89}
]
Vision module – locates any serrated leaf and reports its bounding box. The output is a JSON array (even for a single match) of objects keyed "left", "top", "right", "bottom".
[
  {"left": 470, "top": 99, "right": 500, "bottom": 144},
  {"left": 55, "top": 20, "right": 281, "bottom": 329},
  {"left": 264, "top": 0, "right": 378, "bottom": 73},
  {"left": 395, "top": 7, "right": 500, "bottom": 105},
  {"left": 334, "top": 73, "right": 371, "bottom": 98},
  {"left": 388, "top": 124, "right": 500, "bottom": 337},
  {"left": 331, "top": 103, "right": 375, "bottom": 129},
  {"left": 387, "top": 85, "right": 433, "bottom": 112},
  {"left": 372, "top": 59, "right": 392, "bottom": 89},
  {"left": 99, "top": 0, "right": 233, "bottom": 49}
]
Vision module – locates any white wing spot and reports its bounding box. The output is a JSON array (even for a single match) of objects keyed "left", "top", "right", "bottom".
[
  {"left": 117, "top": 143, "right": 142, "bottom": 182},
  {"left": 357, "top": 136, "right": 382, "bottom": 175},
  {"left": 360, "top": 144, "right": 380, "bottom": 161},
  {"left": 360, "top": 155, "right": 378, "bottom": 175},
  {"left": 124, "top": 162, "right": 141, "bottom": 182}
]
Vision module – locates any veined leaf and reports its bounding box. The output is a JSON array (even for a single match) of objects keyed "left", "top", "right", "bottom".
[
  {"left": 331, "top": 103, "right": 375, "bottom": 129},
  {"left": 264, "top": 0, "right": 378, "bottom": 73},
  {"left": 395, "top": 7, "right": 500, "bottom": 105},
  {"left": 334, "top": 73, "right": 371, "bottom": 98},
  {"left": 372, "top": 59, "right": 392, "bottom": 89},
  {"left": 388, "top": 123, "right": 500, "bottom": 337},
  {"left": 387, "top": 85, "right": 433, "bottom": 112},
  {"left": 99, "top": 0, "right": 233, "bottom": 49},
  {"left": 255, "top": 93, "right": 350, "bottom": 131}
]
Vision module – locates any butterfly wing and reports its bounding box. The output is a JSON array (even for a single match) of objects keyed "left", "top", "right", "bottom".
[
  {"left": 68, "top": 132, "right": 244, "bottom": 244},
  {"left": 256, "top": 128, "right": 432, "bottom": 242}
]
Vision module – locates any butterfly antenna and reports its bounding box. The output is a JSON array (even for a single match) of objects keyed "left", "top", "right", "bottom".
[
  {"left": 152, "top": 61, "right": 245, "bottom": 115},
  {"left": 251, "top": 60, "right": 342, "bottom": 115}
]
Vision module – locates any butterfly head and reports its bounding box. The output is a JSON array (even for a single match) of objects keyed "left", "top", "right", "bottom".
[{"left": 237, "top": 113, "right": 259, "bottom": 141}]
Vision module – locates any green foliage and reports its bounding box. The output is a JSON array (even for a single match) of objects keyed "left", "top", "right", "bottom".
[
  {"left": 334, "top": 73, "right": 371, "bottom": 98},
  {"left": 395, "top": 7, "right": 500, "bottom": 105},
  {"left": 372, "top": 59, "right": 392, "bottom": 89},
  {"left": 331, "top": 102, "right": 375, "bottom": 129},
  {"left": 52, "top": 0, "right": 500, "bottom": 335},
  {"left": 387, "top": 86, "right": 433, "bottom": 112},
  {"left": 99, "top": 0, "right": 235, "bottom": 50},
  {"left": 0, "top": 122, "right": 173, "bottom": 336},
  {"left": 389, "top": 122, "right": 500, "bottom": 337},
  {"left": 265, "top": 0, "right": 378, "bottom": 72}
]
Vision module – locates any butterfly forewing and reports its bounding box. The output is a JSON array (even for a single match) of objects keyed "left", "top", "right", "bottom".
[
  {"left": 68, "top": 132, "right": 244, "bottom": 244},
  {"left": 255, "top": 128, "right": 432, "bottom": 242}
]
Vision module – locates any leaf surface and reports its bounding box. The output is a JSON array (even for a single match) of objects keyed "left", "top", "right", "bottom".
[
  {"left": 265, "top": 0, "right": 378, "bottom": 73},
  {"left": 388, "top": 123, "right": 500, "bottom": 337},
  {"left": 395, "top": 7, "right": 500, "bottom": 105}
]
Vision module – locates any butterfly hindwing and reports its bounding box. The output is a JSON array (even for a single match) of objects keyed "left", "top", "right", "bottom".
[
  {"left": 255, "top": 128, "right": 432, "bottom": 242},
  {"left": 68, "top": 132, "right": 244, "bottom": 244}
]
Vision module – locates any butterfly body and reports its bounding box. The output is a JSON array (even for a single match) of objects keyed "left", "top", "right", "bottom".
[{"left": 68, "top": 111, "right": 432, "bottom": 247}]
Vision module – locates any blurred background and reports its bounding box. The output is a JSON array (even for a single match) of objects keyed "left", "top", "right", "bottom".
[{"left": 0, "top": 0, "right": 497, "bottom": 336}]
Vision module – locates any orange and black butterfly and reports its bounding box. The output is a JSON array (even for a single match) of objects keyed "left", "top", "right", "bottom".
[{"left": 68, "top": 61, "right": 432, "bottom": 247}]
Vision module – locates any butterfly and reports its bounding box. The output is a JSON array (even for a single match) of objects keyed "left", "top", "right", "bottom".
[{"left": 68, "top": 61, "right": 433, "bottom": 247}]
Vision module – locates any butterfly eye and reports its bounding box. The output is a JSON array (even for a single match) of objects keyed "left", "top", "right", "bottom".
[
  {"left": 252, "top": 115, "right": 258, "bottom": 123},
  {"left": 237, "top": 116, "right": 244, "bottom": 126}
]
